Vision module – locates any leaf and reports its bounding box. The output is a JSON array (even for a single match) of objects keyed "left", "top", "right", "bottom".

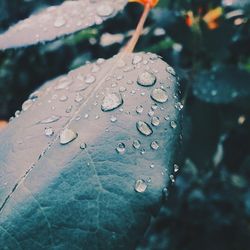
[
  {"left": 0, "top": 52, "right": 181, "bottom": 249},
  {"left": 192, "top": 65, "right": 250, "bottom": 104},
  {"left": 0, "top": 0, "right": 127, "bottom": 50}
]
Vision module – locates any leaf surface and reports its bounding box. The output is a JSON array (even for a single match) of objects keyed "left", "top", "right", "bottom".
[
  {"left": 0, "top": 52, "right": 181, "bottom": 249},
  {"left": 0, "top": 0, "right": 127, "bottom": 50}
]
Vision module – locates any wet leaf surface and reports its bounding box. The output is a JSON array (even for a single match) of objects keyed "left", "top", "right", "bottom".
[
  {"left": 0, "top": 52, "right": 181, "bottom": 249},
  {"left": 0, "top": 0, "right": 127, "bottom": 50}
]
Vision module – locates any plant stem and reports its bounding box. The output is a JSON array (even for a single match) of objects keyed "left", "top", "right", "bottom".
[{"left": 124, "top": 3, "right": 151, "bottom": 53}]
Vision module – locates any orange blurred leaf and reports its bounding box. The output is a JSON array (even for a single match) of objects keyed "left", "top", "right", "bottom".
[
  {"left": 128, "top": 0, "right": 159, "bottom": 8},
  {"left": 0, "top": 120, "right": 8, "bottom": 131},
  {"left": 203, "top": 7, "right": 222, "bottom": 29}
]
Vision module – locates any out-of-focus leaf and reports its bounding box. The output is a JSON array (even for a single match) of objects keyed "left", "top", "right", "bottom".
[
  {"left": 192, "top": 66, "right": 250, "bottom": 104},
  {"left": 0, "top": 52, "right": 181, "bottom": 249},
  {"left": 0, "top": 0, "right": 127, "bottom": 50}
]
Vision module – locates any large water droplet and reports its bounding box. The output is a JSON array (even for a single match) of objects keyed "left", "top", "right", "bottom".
[
  {"left": 151, "top": 88, "right": 168, "bottom": 103},
  {"left": 97, "top": 4, "right": 114, "bottom": 17},
  {"left": 40, "top": 115, "right": 61, "bottom": 124},
  {"left": 60, "top": 128, "right": 78, "bottom": 145},
  {"left": 116, "top": 143, "right": 126, "bottom": 154},
  {"left": 136, "top": 121, "right": 153, "bottom": 136},
  {"left": 166, "top": 66, "right": 176, "bottom": 76},
  {"left": 137, "top": 71, "right": 156, "bottom": 87},
  {"left": 170, "top": 120, "right": 177, "bottom": 129},
  {"left": 22, "top": 99, "right": 33, "bottom": 112},
  {"left": 132, "top": 140, "right": 141, "bottom": 149},
  {"left": 134, "top": 179, "right": 147, "bottom": 193},
  {"left": 101, "top": 92, "right": 123, "bottom": 112}
]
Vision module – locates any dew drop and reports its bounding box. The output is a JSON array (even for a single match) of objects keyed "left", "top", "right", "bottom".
[
  {"left": 60, "top": 128, "right": 78, "bottom": 145},
  {"left": 132, "top": 55, "right": 143, "bottom": 65},
  {"left": 85, "top": 75, "right": 96, "bottom": 84},
  {"left": 169, "top": 174, "right": 175, "bottom": 183},
  {"left": 136, "top": 121, "right": 153, "bottom": 136},
  {"left": 174, "top": 164, "right": 179, "bottom": 173},
  {"left": 97, "top": 4, "right": 114, "bottom": 17},
  {"left": 101, "top": 92, "right": 123, "bottom": 112},
  {"left": 54, "top": 16, "right": 66, "bottom": 28},
  {"left": 137, "top": 71, "right": 156, "bottom": 87},
  {"left": 80, "top": 143, "right": 87, "bottom": 150},
  {"left": 40, "top": 115, "right": 61, "bottom": 124},
  {"left": 151, "top": 116, "right": 160, "bottom": 126},
  {"left": 150, "top": 141, "right": 159, "bottom": 150},
  {"left": 22, "top": 99, "right": 33, "bottom": 112},
  {"left": 136, "top": 105, "right": 144, "bottom": 114},
  {"left": 132, "top": 140, "right": 141, "bottom": 149},
  {"left": 151, "top": 88, "right": 168, "bottom": 103},
  {"left": 134, "top": 179, "right": 147, "bottom": 193},
  {"left": 175, "top": 102, "right": 184, "bottom": 111},
  {"left": 110, "top": 116, "right": 117, "bottom": 123},
  {"left": 170, "top": 120, "right": 177, "bottom": 129},
  {"left": 55, "top": 77, "right": 72, "bottom": 90},
  {"left": 44, "top": 127, "right": 54, "bottom": 137},
  {"left": 66, "top": 105, "right": 73, "bottom": 113},
  {"left": 75, "top": 93, "right": 84, "bottom": 103},
  {"left": 166, "top": 66, "right": 176, "bottom": 76},
  {"left": 116, "top": 142, "right": 126, "bottom": 154},
  {"left": 119, "top": 86, "right": 127, "bottom": 92},
  {"left": 59, "top": 95, "right": 68, "bottom": 102}
]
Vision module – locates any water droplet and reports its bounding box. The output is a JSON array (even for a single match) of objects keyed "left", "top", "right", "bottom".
[
  {"left": 174, "top": 164, "right": 179, "bottom": 173},
  {"left": 66, "top": 105, "right": 73, "bottom": 113},
  {"left": 59, "top": 95, "right": 68, "bottom": 102},
  {"left": 137, "top": 71, "right": 156, "bottom": 87},
  {"left": 40, "top": 115, "right": 61, "bottom": 124},
  {"left": 85, "top": 75, "right": 96, "bottom": 84},
  {"left": 15, "top": 110, "right": 20, "bottom": 118},
  {"left": 150, "top": 164, "right": 155, "bottom": 168},
  {"left": 132, "top": 55, "right": 143, "bottom": 65},
  {"left": 116, "top": 142, "right": 126, "bottom": 154},
  {"left": 140, "top": 148, "right": 146, "bottom": 155},
  {"left": 54, "top": 16, "right": 66, "bottom": 28},
  {"left": 150, "top": 141, "right": 159, "bottom": 150},
  {"left": 162, "top": 187, "right": 169, "bottom": 199},
  {"left": 170, "top": 120, "right": 177, "bottom": 129},
  {"left": 132, "top": 140, "right": 141, "bottom": 149},
  {"left": 60, "top": 128, "right": 78, "bottom": 145},
  {"left": 136, "top": 121, "right": 153, "bottom": 136},
  {"left": 151, "top": 116, "right": 160, "bottom": 126},
  {"left": 101, "top": 92, "right": 123, "bottom": 112},
  {"left": 44, "top": 127, "right": 54, "bottom": 137},
  {"left": 75, "top": 93, "right": 84, "bottom": 103},
  {"left": 55, "top": 77, "right": 72, "bottom": 90},
  {"left": 151, "top": 104, "right": 158, "bottom": 110},
  {"left": 175, "top": 102, "right": 183, "bottom": 111},
  {"left": 134, "top": 179, "right": 147, "bottom": 193},
  {"left": 84, "top": 113, "right": 89, "bottom": 119},
  {"left": 148, "top": 110, "right": 154, "bottom": 117},
  {"left": 151, "top": 88, "right": 168, "bottom": 103},
  {"left": 169, "top": 174, "right": 175, "bottom": 183},
  {"left": 119, "top": 86, "right": 127, "bottom": 92},
  {"left": 166, "top": 66, "right": 176, "bottom": 76},
  {"left": 110, "top": 116, "right": 117, "bottom": 123},
  {"left": 136, "top": 105, "right": 144, "bottom": 114},
  {"left": 80, "top": 143, "right": 87, "bottom": 150},
  {"left": 97, "top": 4, "right": 114, "bottom": 17},
  {"left": 22, "top": 99, "right": 33, "bottom": 112},
  {"left": 91, "top": 64, "right": 100, "bottom": 73}
]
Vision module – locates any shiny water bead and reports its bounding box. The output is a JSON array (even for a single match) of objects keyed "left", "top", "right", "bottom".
[
  {"left": 22, "top": 99, "right": 33, "bottom": 111},
  {"left": 148, "top": 110, "right": 154, "bottom": 117},
  {"left": 110, "top": 116, "right": 117, "bottom": 123},
  {"left": 85, "top": 75, "right": 96, "bottom": 84},
  {"left": 151, "top": 116, "right": 160, "bottom": 126},
  {"left": 101, "top": 92, "right": 123, "bottom": 112},
  {"left": 151, "top": 88, "right": 168, "bottom": 103},
  {"left": 175, "top": 102, "right": 184, "bottom": 111},
  {"left": 75, "top": 93, "right": 84, "bottom": 103},
  {"left": 132, "top": 140, "right": 141, "bottom": 149},
  {"left": 134, "top": 179, "right": 147, "bottom": 193},
  {"left": 136, "top": 121, "right": 153, "bottom": 136},
  {"left": 60, "top": 128, "right": 78, "bottom": 145},
  {"left": 137, "top": 71, "right": 156, "bottom": 87},
  {"left": 66, "top": 105, "right": 73, "bottom": 113},
  {"left": 116, "top": 142, "right": 126, "bottom": 154},
  {"left": 59, "top": 95, "right": 68, "bottom": 102},
  {"left": 169, "top": 174, "right": 175, "bottom": 183},
  {"left": 132, "top": 55, "right": 143, "bottom": 65},
  {"left": 150, "top": 141, "right": 159, "bottom": 150},
  {"left": 166, "top": 66, "right": 176, "bottom": 76},
  {"left": 174, "top": 164, "right": 179, "bottom": 173},
  {"left": 97, "top": 3, "right": 114, "bottom": 17},
  {"left": 170, "top": 120, "right": 177, "bottom": 129},
  {"left": 136, "top": 105, "right": 144, "bottom": 114},
  {"left": 54, "top": 16, "right": 66, "bottom": 28},
  {"left": 80, "top": 143, "right": 87, "bottom": 150},
  {"left": 55, "top": 77, "right": 72, "bottom": 90},
  {"left": 119, "top": 86, "right": 127, "bottom": 92},
  {"left": 44, "top": 127, "right": 54, "bottom": 137}
]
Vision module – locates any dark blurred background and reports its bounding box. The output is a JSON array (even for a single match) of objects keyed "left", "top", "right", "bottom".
[{"left": 1, "top": 0, "right": 250, "bottom": 249}]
